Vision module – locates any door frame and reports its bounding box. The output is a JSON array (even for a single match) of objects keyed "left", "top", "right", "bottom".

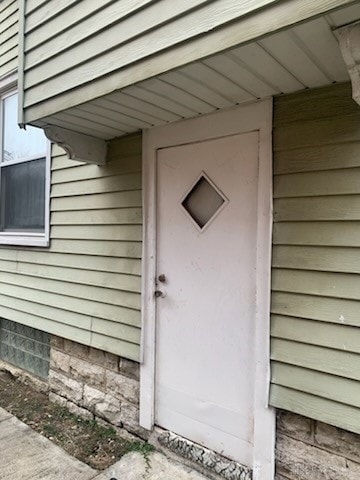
[{"left": 140, "top": 99, "right": 275, "bottom": 480}]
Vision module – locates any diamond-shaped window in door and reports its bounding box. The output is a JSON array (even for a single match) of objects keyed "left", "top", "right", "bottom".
[{"left": 181, "top": 173, "right": 226, "bottom": 229}]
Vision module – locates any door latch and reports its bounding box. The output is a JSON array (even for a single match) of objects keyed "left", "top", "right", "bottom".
[{"left": 154, "top": 289, "right": 166, "bottom": 298}]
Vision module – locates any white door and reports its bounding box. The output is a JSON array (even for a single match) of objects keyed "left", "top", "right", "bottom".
[{"left": 155, "top": 131, "right": 259, "bottom": 467}]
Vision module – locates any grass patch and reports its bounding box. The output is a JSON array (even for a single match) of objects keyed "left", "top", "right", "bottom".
[{"left": 128, "top": 440, "right": 155, "bottom": 455}]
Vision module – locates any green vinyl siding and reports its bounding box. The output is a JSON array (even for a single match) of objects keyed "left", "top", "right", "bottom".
[
  {"left": 0, "top": 0, "right": 18, "bottom": 78},
  {"left": 0, "top": 134, "right": 142, "bottom": 361},
  {"left": 270, "top": 82, "right": 360, "bottom": 433}
]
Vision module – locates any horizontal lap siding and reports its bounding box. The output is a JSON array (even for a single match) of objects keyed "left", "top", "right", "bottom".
[
  {"left": 0, "top": 134, "right": 142, "bottom": 361},
  {"left": 270, "top": 83, "right": 360, "bottom": 433},
  {"left": 21, "top": 0, "right": 279, "bottom": 122},
  {"left": 0, "top": 0, "right": 18, "bottom": 79}
]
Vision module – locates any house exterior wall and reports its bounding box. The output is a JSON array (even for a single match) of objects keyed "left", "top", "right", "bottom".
[
  {"left": 270, "top": 82, "right": 360, "bottom": 434},
  {"left": 0, "top": 0, "right": 18, "bottom": 79},
  {"left": 0, "top": 1, "right": 142, "bottom": 363},
  {"left": 0, "top": 134, "right": 142, "bottom": 361},
  {"left": 19, "top": 0, "right": 355, "bottom": 125}
]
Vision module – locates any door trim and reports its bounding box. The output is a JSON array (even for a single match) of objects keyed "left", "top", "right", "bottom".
[{"left": 140, "top": 100, "right": 275, "bottom": 480}]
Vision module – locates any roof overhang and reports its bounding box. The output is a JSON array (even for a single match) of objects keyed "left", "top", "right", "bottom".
[{"left": 25, "top": 2, "right": 360, "bottom": 164}]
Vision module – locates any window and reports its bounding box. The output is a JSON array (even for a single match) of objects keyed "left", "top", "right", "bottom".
[{"left": 0, "top": 90, "right": 50, "bottom": 246}]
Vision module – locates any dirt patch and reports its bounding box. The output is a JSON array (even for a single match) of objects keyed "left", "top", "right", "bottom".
[{"left": 0, "top": 370, "right": 153, "bottom": 470}]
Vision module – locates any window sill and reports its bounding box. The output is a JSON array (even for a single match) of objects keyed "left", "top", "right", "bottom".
[{"left": 0, "top": 232, "right": 49, "bottom": 248}]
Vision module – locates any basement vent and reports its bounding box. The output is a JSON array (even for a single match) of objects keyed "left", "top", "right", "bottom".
[{"left": 0, "top": 319, "right": 50, "bottom": 379}]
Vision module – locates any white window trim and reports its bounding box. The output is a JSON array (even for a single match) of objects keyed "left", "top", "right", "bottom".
[{"left": 0, "top": 85, "right": 51, "bottom": 248}]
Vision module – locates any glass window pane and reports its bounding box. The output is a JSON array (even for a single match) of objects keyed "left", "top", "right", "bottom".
[
  {"left": 2, "top": 93, "right": 47, "bottom": 162},
  {"left": 182, "top": 176, "right": 225, "bottom": 229},
  {"left": 1, "top": 159, "right": 46, "bottom": 231}
]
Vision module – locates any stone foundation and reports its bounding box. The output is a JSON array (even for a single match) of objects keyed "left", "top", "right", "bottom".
[
  {"left": 276, "top": 410, "right": 360, "bottom": 480},
  {"left": 49, "top": 336, "right": 148, "bottom": 439}
]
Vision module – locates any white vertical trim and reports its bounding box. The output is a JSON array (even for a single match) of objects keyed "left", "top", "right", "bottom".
[
  {"left": 140, "top": 100, "right": 275, "bottom": 476},
  {"left": 44, "top": 140, "right": 52, "bottom": 246},
  {"left": 139, "top": 129, "right": 157, "bottom": 429},
  {"left": 17, "top": 0, "right": 26, "bottom": 127},
  {"left": 252, "top": 100, "right": 276, "bottom": 480}
]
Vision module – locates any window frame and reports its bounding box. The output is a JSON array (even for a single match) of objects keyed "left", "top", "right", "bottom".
[{"left": 0, "top": 85, "right": 51, "bottom": 247}]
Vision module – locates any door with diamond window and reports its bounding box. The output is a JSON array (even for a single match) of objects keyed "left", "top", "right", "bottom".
[{"left": 155, "top": 131, "right": 259, "bottom": 467}]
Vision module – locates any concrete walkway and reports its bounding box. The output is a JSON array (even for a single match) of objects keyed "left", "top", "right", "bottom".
[{"left": 0, "top": 407, "right": 209, "bottom": 480}]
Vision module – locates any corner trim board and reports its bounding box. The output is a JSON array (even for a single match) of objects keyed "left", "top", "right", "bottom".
[{"left": 44, "top": 126, "right": 107, "bottom": 165}]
